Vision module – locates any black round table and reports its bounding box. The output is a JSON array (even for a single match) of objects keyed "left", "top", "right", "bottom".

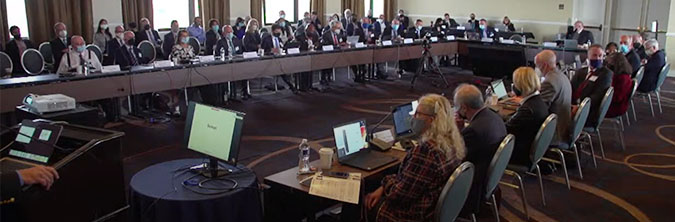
[{"left": 129, "top": 158, "right": 262, "bottom": 222}]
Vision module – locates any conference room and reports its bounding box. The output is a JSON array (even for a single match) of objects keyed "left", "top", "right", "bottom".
[{"left": 0, "top": 0, "right": 674, "bottom": 221}]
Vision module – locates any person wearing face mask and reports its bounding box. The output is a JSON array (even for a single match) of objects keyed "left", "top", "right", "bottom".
[
  {"left": 566, "top": 20, "right": 594, "bottom": 47},
  {"left": 295, "top": 22, "right": 321, "bottom": 92},
  {"left": 468, "top": 13, "right": 479, "bottom": 30},
  {"left": 205, "top": 19, "right": 222, "bottom": 55},
  {"left": 170, "top": 30, "right": 196, "bottom": 64},
  {"left": 93, "top": 19, "right": 113, "bottom": 54},
  {"left": 476, "top": 19, "right": 495, "bottom": 39},
  {"left": 605, "top": 42, "right": 618, "bottom": 54},
  {"left": 107, "top": 25, "right": 126, "bottom": 63},
  {"left": 349, "top": 17, "right": 369, "bottom": 83},
  {"left": 536, "top": 50, "right": 572, "bottom": 146},
  {"left": 637, "top": 39, "right": 666, "bottom": 93},
  {"left": 57, "top": 35, "right": 102, "bottom": 74},
  {"left": 243, "top": 19, "right": 262, "bottom": 53},
  {"left": 604, "top": 53, "right": 634, "bottom": 119},
  {"left": 261, "top": 24, "right": 298, "bottom": 93},
  {"left": 311, "top": 11, "right": 323, "bottom": 31},
  {"left": 233, "top": 17, "right": 247, "bottom": 39},
  {"left": 163, "top": 20, "right": 180, "bottom": 60},
  {"left": 187, "top": 17, "right": 206, "bottom": 43},
  {"left": 319, "top": 20, "right": 347, "bottom": 86},
  {"left": 619, "top": 35, "right": 641, "bottom": 76},
  {"left": 364, "top": 94, "right": 465, "bottom": 222},
  {"left": 632, "top": 34, "right": 647, "bottom": 60},
  {"left": 50, "top": 22, "right": 71, "bottom": 73},
  {"left": 453, "top": 84, "right": 506, "bottom": 217},
  {"left": 298, "top": 12, "right": 312, "bottom": 28},
  {"left": 111, "top": 31, "right": 149, "bottom": 69},
  {"left": 375, "top": 19, "right": 404, "bottom": 80},
  {"left": 216, "top": 25, "right": 249, "bottom": 101},
  {"left": 506, "top": 67, "right": 549, "bottom": 166},
  {"left": 136, "top": 17, "right": 164, "bottom": 59},
  {"left": 341, "top": 9, "right": 355, "bottom": 36},
  {"left": 373, "top": 14, "right": 387, "bottom": 40},
  {"left": 275, "top": 12, "right": 295, "bottom": 42},
  {"left": 502, "top": 16, "right": 516, "bottom": 32},
  {"left": 571, "top": 45, "right": 613, "bottom": 127},
  {"left": 5, "top": 26, "right": 35, "bottom": 75},
  {"left": 397, "top": 9, "right": 410, "bottom": 30},
  {"left": 405, "top": 19, "right": 427, "bottom": 39}
]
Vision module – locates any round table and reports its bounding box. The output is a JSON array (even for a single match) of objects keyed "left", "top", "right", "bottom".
[{"left": 129, "top": 159, "right": 262, "bottom": 222}]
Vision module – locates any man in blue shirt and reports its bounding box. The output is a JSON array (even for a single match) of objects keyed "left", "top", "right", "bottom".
[{"left": 187, "top": 17, "right": 206, "bottom": 43}]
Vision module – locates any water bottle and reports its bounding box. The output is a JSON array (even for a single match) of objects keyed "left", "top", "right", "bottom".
[
  {"left": 485, "top": 87, "right": 497, "bottom": 106},
  {"left": 298, "top": 139, "right": 311, "bottom": 172},
  {"left": 220, "top": 48, "right": 226, "bottom": 61}
]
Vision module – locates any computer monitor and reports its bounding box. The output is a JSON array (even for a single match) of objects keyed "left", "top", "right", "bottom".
[
  {"left": 8, "top": 120, "right": 63, "bottom": 164},
  {"left": 491, "top": 79, "right": 509, "bottom": 100},
  {"left": 333, "top": 119, "right": 368, "bottom": 160},
  {"left": 392, "top": 101, "right": 419, "bottom": 138},
  {"left": 184, "top": 102, "right": 245, "bottom": 177}
]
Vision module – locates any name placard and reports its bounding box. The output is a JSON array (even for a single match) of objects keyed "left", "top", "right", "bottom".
[
  {"left": 322, "top": 45, "right": 334, "bottom": 51},
  {"left": 403, "top": 38, "right": 414, "bottom": 44},
  {"left": 101, "top": 65, "right": 121, "bottom": 73},
  {"left": 153, "top": 60, "right": 173, "bottom": 68},
  {"left": 287, "top": 48, "right": 300, "bottom": 54},
  {"left": 243, "top": 52, "right": 259, "bottom": 58},
  {"left": 382, "top": 40, "right": 393, "bottom": 46}
]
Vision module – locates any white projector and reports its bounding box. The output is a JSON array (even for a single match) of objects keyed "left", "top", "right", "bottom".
[{"left": 22, "top": 94, "right": 76, "bottom": 114}]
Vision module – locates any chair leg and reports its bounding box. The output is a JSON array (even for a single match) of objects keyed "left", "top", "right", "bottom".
[
  {"left": 631, "top": 100, "right": 637, "bottom": 121},
  {"left": 491, "top": 194, "right": 500, "bottom": 222},
  {"left": 583, "top": 133, "right": 598, "bottom": 167},
  {"left": 596, "top": 129, "right": 605, "bottom": 159},
  {"left": 625, "top": 112, "right": 630, "bottom": 126},
  {"left": 616, "top": 120, "right": 626, "bottom": 151},
  {"left": 471, "top": 213, "right": 477, "bottom": 222},
  {"left": 648, "top": 93, "right": 655, "bottom": 117},
  {"left": 554, "top": 149, "right": 570, "bottom": 189},
  {"left": 572, "top": 144, "right": 583, "bottom": 179},
  {"left": 512, "top": 172, "right": 529, "bottom": 220},
  {"left": 535, "top": 164, "right": 546, "bottom": 206},
  {"left": 656, "top": 91, "right": 662, "bottom": 114},
  {"left": 618, "top": 117, "right": 625, "bottom": 131}
]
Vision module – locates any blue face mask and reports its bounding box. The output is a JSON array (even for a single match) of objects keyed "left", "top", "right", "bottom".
[
  {"left": 226, "top": 33, "right": 234, "bottom": 39},
  {"left": 362, "top": 23, "right": 370, "bottom": 29},
  {"left": 479, "top": 25, "right": 486, "bottom": 30},
  {"left": 238, "top": 22, "right": 245, "bottom": 27},
  {"left": 619, "top": 44, "right": 629, "bottom": 54},
  {"left": 212, "top": 25, "right": 220, "bottom": 32},
  {"left": 181, "top": 37, "right": 190, "bottom": 44},
  {"left": 392, "top": 24, "right": 399, "bottom": 30},
  {"left": 279, "top": 22, "right": 286, "bottom": 28},
  {"left": 589, "top": 59, "right": 603, "bottom": 69},
  {"left": 76, "top": 45, "right": 86, "bottom": 53}
]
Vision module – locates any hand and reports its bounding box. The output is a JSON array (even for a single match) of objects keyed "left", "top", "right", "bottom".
[
  {"left": 454, "top": 113, "right": 466, "bottom": 130},
  {"left": 365, "top": 186, "right": 384, "bottom": 210},
  {"left": 17, "top": 166, "right": 59, "bottom": 190},
  {"left": 510, "top": 96, "right": 523, "bottom": 104},
  {"left": 571, "top": 105, "right": 579, "bottom": 116}
]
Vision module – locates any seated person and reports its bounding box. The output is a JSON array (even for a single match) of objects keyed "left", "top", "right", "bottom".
[
  {"left": 163, "top": 20, "right": 180, "bottom": 60},
  {"left": 605, "top": 53, "right": 633, "bottom": 118},
  {"left": 477, "top": 19, "right": 495, "bottom": 39},
  {"left": 136, "top": 17, "right": 164, "bottom": 59},
  {"left": 637, "top": 39, "right": 666, "bottom": 93},
  {"left": 349, "top": 17, "right": 368, "bottom": 83},
  {"left": 454, "top": 84, "right": 507, "bottom": 216},
  {"left": 468, "top": 13, "right": 479, "bottom": 29},
  {"left": 566, "top": 20, "right": 594, "bottom": 47},
  {"left": 405, "top": 19, "right": 428, "bottom": 39},
  {"left": 506, "top": 67, "right": 549, "bottom": 166},
  {"left": 205, "top": 19, "right": 222, "bottom": 55},
  {"left": 632, "top": 34, "right": 647, "bottom": 60},
  {"left": 375, "top": 19, "right": 404, "bottom": 79},
  {"left": 187, "top": 17, "right": 206, "bottom": 43},
  {"left": 261, "top": 24, "right": 298, "bottom": 93},
  {"left": 319, "top": 20, "right": 347, "bottom": 86},
  {"left": 295, "top": 22, "right": 321, "bottom": 91},
  {"left": 111, "top": 31, "right": 149, "bottom": 69},
  {"left": 216, "top": 25, "right": 246, "bottom": 100},
  {"left": 365, "top": 94, "right": 464, "bottom": 222},
  {"left": 233, "top": 17, "right": 246, "bottom": 39},
  {"left": 605, "top": 42, "right": 618, "bottom": 54},
  {"left": 619, "top": 35, "right": 641, "bottom": 75},
  {"left": 57, "top": 35, "right": 102, "bottom": 74},
  {"left": 444, "top": 13, "right": 459, "bottom": 28},
  {"left": 571, "top": 45, "right": 613, "bottom": 127},
  {"left": 169, "top": 30, "right": 196, "bottom": 63},
  {"left": 502, "top": 16, "right": 516, "bottom": 32},
  {"left": 5, "top": 26, "right": 34, "bottom": 75},
  {"left": 373, "top": 14, "right": 388, "bottom": 40}
]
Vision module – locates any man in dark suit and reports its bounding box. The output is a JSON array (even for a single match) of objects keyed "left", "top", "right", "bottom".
[
  {"left": 619, "top": 35, "right": 641, "bottom": 76},
  {"left": 571, "top": 45, "right": 613, "bottom": 127},
  {"left": 262, "top": 24, "right": 297, "bottom": 93},
  {"left": 373, "top": 14, "right": 387, "bottom": 40},
  {"left": 215, "top": 25, "right": 248, "bottom": 101},
  {"left": 111, "top": 31, "right": 149, "bottom": 70},
  {"left": 397, "top": 9, "right": 410, "bottom": 30},
  {"left": 163, "top": 20, "right": 180, "bottom": 59},
  {"left": 405, "top": 19, "right": 429, "bottom": 39},
  {"left": 5, "top": 26, "right": 34, "bottom": 75},
  {"left": 477, "top": 19, "right": 496, "bottom": 39},
  {"left": 566, "top": 21, "right": 594, "bottom": 46},
  {"left": 205, "top": 19, "right": 222, "bottom": 55},
  {"left": 453, "top": 84, "right": 507, "bottom": 216},
  {"left": 320, "top": 20, "right": 347, "bottom": 86},
  {"left": 50, "top": 22, "right": 70, "bottom": 73},
  {"left": 136, "top": 18, "right": 164, "bottom": 59},
  {"left": 311, "top": 11, "right": 323, "bottom": 32},
  {"left": 295, "top": 23, "right": 321, "bottom": 91},
  {"left": 375, "top": 19, "right": 404, "bottom": 80},
  {"left": 468, "top": 13, "right": 479, "bottom": 29},
  {"left": 632, "top": 34, "right": 647, "bottom": 60},
  {"left": 2, "top": 165, "right": 59, "bottom": 221},
  {"left": 444, "top": 13, "right": 459, "bottom": 28},
  {"left": 341, "top": 9, "right": 356, "bottom": 36},
  {"left": 637, "top": 39, "right": 666, "bottom": 93}
]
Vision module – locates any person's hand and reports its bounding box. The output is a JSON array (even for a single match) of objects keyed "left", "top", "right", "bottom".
[
  {"left": 17, "top": 166, "right": 59, "bottom": 190},
  {"left": 365, "top": 186, "right": 384, "bottom": 210},
  {"left": 510, "top": 96, "right": 523, "bottom": 104},
  {"left": 571, "top": 105, "right": 579, "bottom": 116},
  {"left": 454, "top": 113, "right": 466, "bottom": 130}
]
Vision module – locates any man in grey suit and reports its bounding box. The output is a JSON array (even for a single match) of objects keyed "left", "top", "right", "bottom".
[{"left": 536, "top": 50, "right": 572, "bottom": 145}]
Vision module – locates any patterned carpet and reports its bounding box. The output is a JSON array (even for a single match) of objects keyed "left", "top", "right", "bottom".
[{"left": 113, "top": 66, "right": 675, "bottom": 222}]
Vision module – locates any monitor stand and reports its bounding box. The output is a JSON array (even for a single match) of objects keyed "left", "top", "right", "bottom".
[{"left": 191, "top": 158, "right": 231, "bottom": 178}]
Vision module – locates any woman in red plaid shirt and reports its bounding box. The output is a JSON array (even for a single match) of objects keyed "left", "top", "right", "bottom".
[{"left": 365, "top": 94, "right": 466, "bottom": 222}]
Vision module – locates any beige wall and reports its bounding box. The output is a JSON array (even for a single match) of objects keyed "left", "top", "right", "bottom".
[
  {"left": 230, "top": 0, "right": 252, "bottom": 24},
  {"left": 397, "top": 0, "right": 575, "bottom": 41},
  {"left": 325, "top": 0, "right": 342, "bottom": 20}
]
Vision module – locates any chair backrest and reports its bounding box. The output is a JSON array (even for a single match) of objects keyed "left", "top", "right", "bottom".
[
  {"left": 570, "top": 97, "right": 591, "bottom": 143},
  {"left": 629, "top": 78, "right": 639, "bottom": 100},
  {"left": 435, "top": 162, "right": 474, "bottom": 222},
  {"left": 38, "top": 42, "right": 53, "bottom": 64},
  {"left": 137, "top": 40, "right": 156, "bottom": 62},
  {"left": 529, "top": 114, "right": 557, "bottom": 170},
  {"left": 484, "top": 134, "right": 515, "bottom": 200},
  {"left": 656, "top": 63, "right": 670, "bottom": 91},
  {"left": 0, "top": 51, "right": 13, "bottom": 75},
  {"left": 86, "top": 44, "right": 103, "bottom": 62},
  {"left": 590, "top": 87, "right": 614, "bottom": 130},
  {"left": 634, "top": 66, "right": 645, "bottom": 87},
  {"left": 509, "top": 35, "right": 524, "bottom": 43},
  {"left": 188, "top": 37, "right": 201, "bottom": 55},
  {"left": 494, "top": 24, "right": 507, "bottom": 32},
  {"left": 21, "top": 49, "right": 44, "bottom": 75}
]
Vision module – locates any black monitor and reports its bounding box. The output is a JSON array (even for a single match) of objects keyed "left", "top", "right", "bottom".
[
  {"left": 184, "top": 102, "right": 245, "bottom": 177},
  {"left": 9, "top": 120, "right": 63, "bottom": 164}
]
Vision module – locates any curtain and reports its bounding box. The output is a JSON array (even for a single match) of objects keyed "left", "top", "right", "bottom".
[
  {"left": 383, "top": 0, "right": 396, "bottom": 22},
  {"left": 0, "top": 0, "right": 8, "bottom": 48},
  {"left": 310, "top": 0, "right": 325, "bottom": 27},
  {"left": 122, "top": 0, "right": 154, "bottom": 29},
  {"left": 200, "top": 0, "right": 231, "bottom": 25},
  {"left": 250, "top": 0, "right": 263, "bottom": 24},
  {"left": 25, "top": 0, "right": 93, "bottom": 44},
  {"left": 341, "top": 0, "right": 364, "bottom": 19}
]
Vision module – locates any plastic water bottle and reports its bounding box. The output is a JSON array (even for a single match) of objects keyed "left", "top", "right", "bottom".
[{"left": 298, "top": 139, "right": 311, "bottom": 172}]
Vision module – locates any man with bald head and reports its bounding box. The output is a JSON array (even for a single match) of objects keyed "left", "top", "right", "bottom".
[
  {"left": 632, "top": 34, "right": 647, "bottom": 59},
  {"left": 619, "top": 35, "right": 641, "bottom": 75},
  {"left": 566, "top": 20, "right": 594, "bottom": 47},
  {"left": 453, "top": 83, "right": 507, "bottom": 216},
  {"left": 50, "top": 22, "right": 71, "bottom": 72},
  {"left": 536, "top": 50, "right": 572, "bottom": 145},
  {"left": 57, "top": 35, "right": 102, "bottom": 74},
  {"left": 110, "top": 31, "right": 148, "bottom": 69}
]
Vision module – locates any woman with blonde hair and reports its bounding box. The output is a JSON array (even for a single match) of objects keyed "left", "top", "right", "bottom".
[
  {"left": 506, "top": 67, "right": 549, "bottom": 165},
  {"left": 365, "top": 93, "right": 465, "bottom": 222},
  {"left": 243, "top": 18, "right": 261, "bottom": 52}
]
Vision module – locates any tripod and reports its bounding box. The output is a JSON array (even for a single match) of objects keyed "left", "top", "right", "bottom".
[{"left": 410, "top": 38, "right": 450, "bottom": 90}]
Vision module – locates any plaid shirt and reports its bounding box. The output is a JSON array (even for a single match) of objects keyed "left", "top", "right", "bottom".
[{"left": 377, "top": 141, "right": 461, "bottom": 222}]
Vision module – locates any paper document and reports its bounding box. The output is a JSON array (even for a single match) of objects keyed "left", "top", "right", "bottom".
[
  {"left": 373, "top": 129, "right": 395, "bottom": 143},
  {"left": 309, "top": 172, "right": 361, "bottom": 204}
]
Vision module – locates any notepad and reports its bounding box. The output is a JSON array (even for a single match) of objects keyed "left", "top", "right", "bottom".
[
  {"left": 309, "top": 172, "right": 361, "bottom": 204},
  {"left": 373, "top": 129, "right": 395, "bottom": 143},
  {"left": 355, "top": 42, "right": 366, "bottom": 48},
  {"left": 153, "top": 60, "right": 173, "bottom": 68},
  {"left": 199, "top": 55, "right": 215, "bottom": 63},
  {"left": 446, "top": 35, "right": 456, "bottom": 41}
]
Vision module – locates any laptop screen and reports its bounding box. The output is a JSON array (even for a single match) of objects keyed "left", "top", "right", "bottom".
[
  {"left": 392, "top": 101, "right": 419, "bottom": 137},
  {"left": 333, "top": 120, "right": 368, "bottom": 158},
  {"left": 10, "top": 120, "right": 62, "bottom": 163},
  {"left": 491, "top": 80, "right": 508, "bottom": 99}
]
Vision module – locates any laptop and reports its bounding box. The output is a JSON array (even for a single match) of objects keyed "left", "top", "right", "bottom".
[
  {"left": 0, "top": 120, "right": 63, "bottom": 173},
  {"left": 333, "top": 120, "right": 398, "bottom": 171},
  {"left": 490, "top": 79, "right": 509, "bottom": 100},
  {"left": 563, "top": 39, "right": 578, "bottom": 49},
  {"left": 392, "top": 101, "right": 419, "bottom": 139},
  {"left": 346, "top": 36, "right": 360, "bottom": 45},
  {"left": 495, "top": 24, "right": 507, "bottom": 33}
]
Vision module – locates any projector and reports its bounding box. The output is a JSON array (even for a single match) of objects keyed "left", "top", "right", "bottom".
[{"left": 23, "top": 94, "right": 76, "bottom": 114}]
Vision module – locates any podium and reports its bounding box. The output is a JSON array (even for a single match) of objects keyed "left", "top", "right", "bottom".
[{"left": 0, "top": 122, "right": 126, "bottom": 222}]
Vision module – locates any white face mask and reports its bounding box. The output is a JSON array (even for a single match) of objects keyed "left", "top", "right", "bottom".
[
  {"left": 646, "top": 48, "right": 656, "bottom": 56},
  {"left": 101, "top": 24, "right": 108, "bottom": 30},
  {"left": 59, "top": 30, "right": 68, "bottom": 38},
  {"left": 280, "top": 14, "right": 285, "bottom": 19},
  {"left": 116, "top": 33, "right": 124, "bottom": 39},
  {"left": 334, "top": 29, "right": 341, "bottom": 35}
]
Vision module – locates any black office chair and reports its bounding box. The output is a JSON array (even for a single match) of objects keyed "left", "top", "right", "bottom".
[
  {"left": 188, "top": 37, "right": 201, "bottom": 55},
  {"left": 137, "top": 40, "right": 157, "bottom": 62},
  {"left": 0, "top": 51, "right": 13, "bottom": 77},
  {"left": 86, "top": 44, "right": 103, "bottom": 62},
  {"left": 21, "top": 49, "right": 45, "bottom": 75},
  {"left": 509, "top": 35, "right": 524, "bottom": 44},
  {"left": 39, "top": 42, "right": 54, "bottom": 65}
]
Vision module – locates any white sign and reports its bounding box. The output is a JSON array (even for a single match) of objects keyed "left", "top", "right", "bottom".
[
  {"left": 243, "top": 52, "right": 259, "bottom": 59},
  {"left": 480, "top": 38, "right": 494, "bottom": 43},
  {"left": 153, "top": 60, "right": 174, "bottom": 68},
  {"left": 322, "top": 45, "right": 334, "bottom": 51},
  {"left": 543, "top": 42, "right": 557, "bottom": 48},
  {"left": 403, "top": 38, "right": 414, "bottom": 44},
  {"left": 457, "top": 26, "right": 466, "bottom": 30},
  {"left": 355, "top": 42, "right": 366, "bottom": 48},
  {"left": 446, "top": 35, "right": 456, "bottom": 41},
  {"left": 501, "top": 39, "right": 515, "bottom": 44},
  {"left": 382, "top": 40, "right": 393, "bottom": 46},
  {"left": 101, "top": 65, "right": 121, "bottom": 73},
  {"left": 199, "top": 55, "right": 215, "bottom": 63},
  {"left": 430, "top": 37, "right": 438, "bottom": 42},
  {"left": 287, "top": 48, "right": 300, "bottom": 54}
]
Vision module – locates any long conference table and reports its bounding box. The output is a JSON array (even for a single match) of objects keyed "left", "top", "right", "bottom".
[{"left": 0, "top": 39, "right": 587, "bottom": 113}]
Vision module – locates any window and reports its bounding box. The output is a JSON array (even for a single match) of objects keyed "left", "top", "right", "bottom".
[
  {"left": 153, "top": 0, "right": 191, "bottom": 29},
  {"left": 6, "top": 0, "right": 29, "bottom": 39},
  {"left": 364, "top": 0, "right": 384, "bottom": 18},
  {"left": 262, "top": 0, "right": 310, "bottom": 25}
]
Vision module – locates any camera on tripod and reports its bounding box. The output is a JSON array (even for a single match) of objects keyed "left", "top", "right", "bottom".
[{"left": 422, "top": 32, "right": 433, "bottom": 49}]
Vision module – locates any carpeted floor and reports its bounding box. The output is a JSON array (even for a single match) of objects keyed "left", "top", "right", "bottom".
[{"left": 112, "top": 66, "right": 675, "bottom": 222}]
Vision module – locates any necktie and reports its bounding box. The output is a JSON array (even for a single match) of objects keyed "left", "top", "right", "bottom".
[
  {"left": 333, "top": 33, "right": 338, "bottom": 45},
  {"left": 79, "top": 54, "right": 85, "bottom": 66},
  {"left": 147, "top": 30, "right": 155, "bottom": 45},
  {"left": 274, "top": 37, "right": 280, "bottom": 49},
  {"left": 62, "top": 38, "right": 67, "bottom": 46},
  {"left": 227, "top": 39, "right": 234, "bottom": 56},
  {"left": 573, "top": 70, "right": 595, "bottom": 101},
  {"left": 127, "top": 47, "right": 137, "bottom": 65}
]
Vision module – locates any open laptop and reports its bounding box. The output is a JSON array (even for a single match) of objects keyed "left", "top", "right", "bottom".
[
  {"left": 490, "top": 79, "right": 509, "bottom": 100},
  {"left": 0, "top": 120, "right": 63, "bottom": 173},
  {"left": 346, "top": 36, "right": 360, "bottom": 45},
  {"left": 333, "top": 120, "right": 397, "bottom": 171},
  {"left": 563, "top": 39, "right": 578, "bottom": 49}
]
